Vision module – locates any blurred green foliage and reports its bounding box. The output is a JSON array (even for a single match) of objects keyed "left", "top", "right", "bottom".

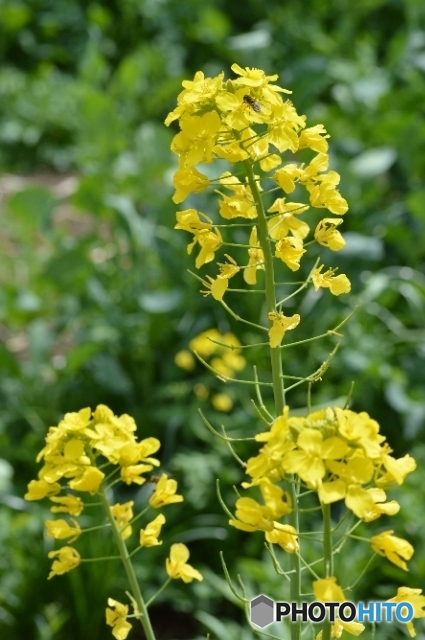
[{"left": 0, "top": 0, "right": 425, "bottom": 638}]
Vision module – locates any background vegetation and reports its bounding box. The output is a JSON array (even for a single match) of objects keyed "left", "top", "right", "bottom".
[{"left": 0, "top": 1, "right": 424, "bottom": 638}]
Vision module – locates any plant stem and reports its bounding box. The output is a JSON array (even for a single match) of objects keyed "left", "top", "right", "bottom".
[
  {"left": 321, "top": 503, "right": 333, "bottom": 640},
  {"left": 243, "top": 159, "right": 285, "bottom": 414},
  {"left": 99, "top": 487, "right": 157, "bottom": 640},
  {"left": 244, "top": 159, "right": 301, "bottom": 640}
]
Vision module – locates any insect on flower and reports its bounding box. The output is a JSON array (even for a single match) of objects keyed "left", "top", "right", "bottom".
[
  {"left": 149, "top": 474, "right": 166, "bottom": 483},
  {"left": 243, "top": 94, "right": 261, "bottom": 113}
]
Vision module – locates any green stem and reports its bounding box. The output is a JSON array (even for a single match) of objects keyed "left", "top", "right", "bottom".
[
  {"left": 321, "top": 503, "right": 333, "bottom": 640},
  {"left": 243, "top": 159, "right": 285, "bottom": 414},
  {"left": 99, "top": 487, "right": 157, "bottom": 640},
  {"left": 243, "top": 158, "right": 301, "bottom": 640},
  {"left": 146, "top": 577, "right": 172, "bottom": 607}
]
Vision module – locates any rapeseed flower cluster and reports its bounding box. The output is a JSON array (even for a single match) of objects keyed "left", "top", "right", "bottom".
[
  {"left": 176, "top": 328, "right": 246, "bottom": 377},
  {"left": 175, "top": 328, "right": 246, "bottom": 411},
  {"left": 25, "top": 405, "right": 202, "bottom": 640},
  {"left": 166, "top": 64, "right": 351, "bottom": 350},
  {"left": 231, "top": 405, "right": 416, "bottom": 568}
]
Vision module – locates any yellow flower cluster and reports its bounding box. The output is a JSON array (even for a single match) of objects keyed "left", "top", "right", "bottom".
[
  {"left": 25, "top": 405, "right": 161, "bottom": 502},
  {"left": 166, "top": 63, "right": 350, "bottom": 302},
  {"left": 178, "top": 328, "right": 246, "bottom": 376},
  {"left": 25, "top": 405, "right": 204, "bottom": 640},
  {"left": 230, "top": 406, "right": 416, "bottom": 569},
  {"left": 24, "top": 406, "right": 187, "bottom": 577},
  {"left": 175, "top": 328, "right": 246, "bottom": 411}
]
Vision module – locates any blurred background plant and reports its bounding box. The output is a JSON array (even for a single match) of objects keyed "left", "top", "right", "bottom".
[{"left": 0, "top": 1, "right": 424, "bottom": 638}]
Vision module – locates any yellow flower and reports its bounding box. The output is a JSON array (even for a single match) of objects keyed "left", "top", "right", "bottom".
[
  {"left": 172, "top": 167, "right": 210, "bottom": 204},
  {"left": 212, "top": 393, "right": 233, "bottom": 412},
  {"left": 316, "top": 619, "right": 365, "bottom": 639},
  {"left": 189, "top": 328, "right": 221, "bottom": 357},
  {"left": 175, "top": 208, "right": 212, "bottom": 233},
  {"left": 218, "top": 192, "right": 257, "bottom": 219},
  {"left": 312, "top": 265, "right": 351, "bottom": 295},
  {"left": 307, "top": 171, "right": 348, "bottom": 214},
  {"left": 245, "top": 408, "right": 292, "bottom": 483},
  {"left": 210, "top": 353, "right": 245, "bottom": 378},
  {"left": 69, "top": 466, "right": 105, "bottom": 494},
  {"left": 49, "top": 494, "right": 84, "bottom": 516},
  {"left": 231, "top": 63, "right": 293, "bottom": 118},
  {"left": 149, "top": 474, "right": 183, "bottom": 508},
  {"left": 120, "top": 463, "right": 153, "bottom": 486},
  {"left": 229, "top": 496, "right": 274, "bottom": 532},
  {"left": 244, "top": 226, "right": 264, "bottom": 285},
  {"left": 335, "top": 408, "right": 384, "bottom": 459},
  {"left": 387, "top": 587, "right": 425, "bottom": 638},
  {"left": 174, "top": 349, "right": 196, "bottom": 370},
  {"left": 265, "top": 523, "right": 299, "bottom": 553},
  {"left": 86, "top": 408, "right": 150, "bottom": 466},
  {"left": 165, "top": 70, "right": 224, "bottom": 126},
  {"left": 118, "top": 437, "right": 160, "bottom": 468},
  {"left": 275, "top": 236, "right": 306, "bottom": 271},
  {"left": 268, "top": 311, "right": 300, "bottom": 348},
  {"left": 189, "top": 329, "right": 246, "bottom": 377},
  {"left": 315, "top": 218, "right": 346, "bottom": 251},
  {"left": 188, "top": 228, "right": 223, "bottom": 269},
  {"left": 320, "top": 457, "right": 376, "bottom": 518},
  {"left": 166, "top": 543, "right": 203, "bottom": 583},
  {"left": 231, "top": 63, "right": 280, "bottom": 88},
  {"left": 25, "top": 479, "right": 61, "bottom": 501},
  {"left": 47, "top": 546, "right": 81, "bottom": 579},
  {"left": 205, "top": 254, "right": 240, "bottom": 301},
  {"left": 259, "top": 153, "right": 282, "bottom": 172},
  {"left": 106, "top": 598, "right": 132, "bottom": 640},
  {"left": 139, "top": 514, "right": 166, "bottom": 547},
  {"left": 216, "top": 89, "right": 262, "bottom": 130},
  {"left": 313, "top": 576, "right": 345, "bottom": 602},
  {"left": 267, "top": 199, "right": 310, "bottom": 240},
  {"left": 45, "top": 518, "right": 82, "bottom": 541},
  {"left": 377, "top": 454, "right": 417, "bottom": 488},
  {"left": 361, "top": 487, "right": 400, "bottom": 522},
  {"left": 298, "top": 124, "right": 329, "bottom": 153},
  {"left": 214, "top": 140, "right": 249, "bottom": 163},
  {"left": 241, "top": 126, "right": 270, "bottom": 161},
  {"left": 266, "top": 103, "right": 303, "bottom": 152},
  {"left": 173, "top": 111, "right": 222, "bottom": 167},
  {"left": 302, "top": 152, "right": 329, "bottom": 181},
  {"left": 110, "top": 501, "right": 134, "bottom": 540},
  {"left": 274, "top": 164, "right": 303, "bottom": 193},
  {"left": 282, "top": 428, "right": 349, "bottom": 489},
  {"left": 370, "top": 530, "right": 414, "bottom": 571},
  {"left": 259, "top": 477, "right": 292, "bottom": 518},
  {"left": 58, "top": 407, "right": 92, "bottom": 433}
]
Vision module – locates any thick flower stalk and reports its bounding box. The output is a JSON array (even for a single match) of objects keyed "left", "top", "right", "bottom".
[
  {"left": 166, "top": 64, "right": 418, "bottom": 639},
  {"left": 25, "top": 405, "right": 202, "bottom": 640}
]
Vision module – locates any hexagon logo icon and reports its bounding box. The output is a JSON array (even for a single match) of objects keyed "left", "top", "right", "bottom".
[{"left": 250, "top": 594, "right": 274, "bottom": 628}]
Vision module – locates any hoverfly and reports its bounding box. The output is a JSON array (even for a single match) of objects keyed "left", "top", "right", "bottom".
[
  {"left": 243, "top": 94, "right": 262, "bottom": 113},
  {"left": 149, "top": 473, "right": 169, "bottom": 483}
]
